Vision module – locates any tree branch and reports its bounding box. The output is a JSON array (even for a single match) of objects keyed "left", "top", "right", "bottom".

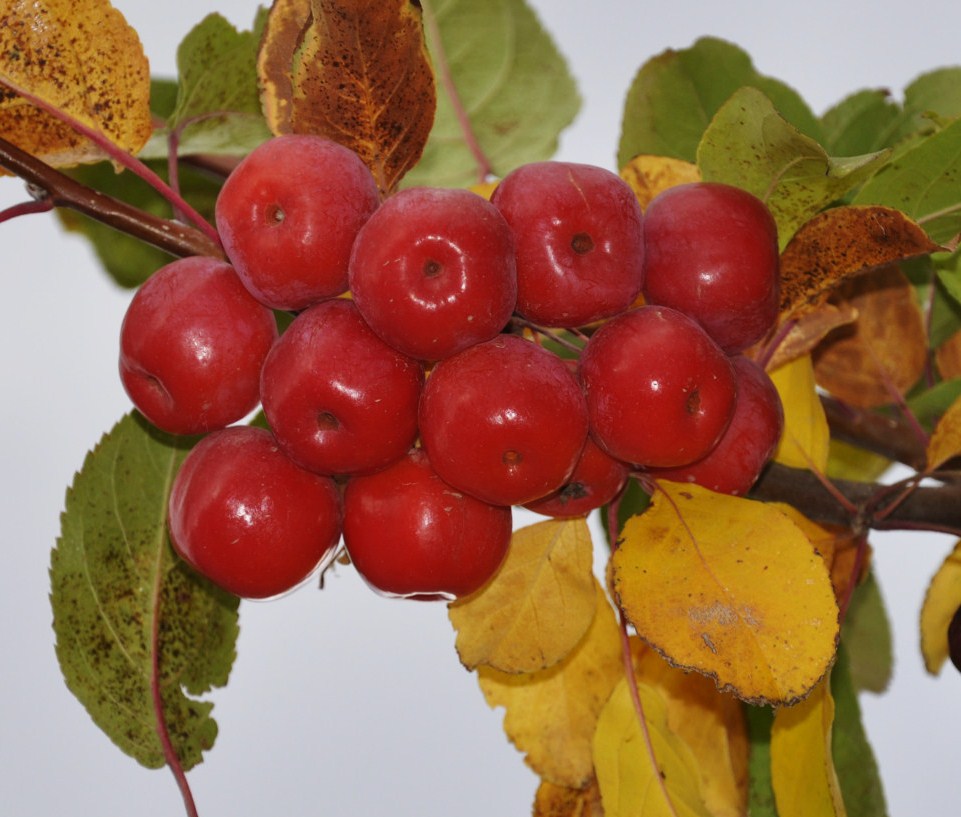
[{"left": 0, "top": 136, "right": 223, "bottom": 260}]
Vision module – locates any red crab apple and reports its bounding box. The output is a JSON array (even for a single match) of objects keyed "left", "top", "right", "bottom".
[
  {"left": 641, "top": 181, "right": 780, "bottom": 353},
  {"left": 167, "top": 426, "right": 343, "bottom": 600},
  {"left": 343, "top": 448, "right": 512, "bottom": 599},
  {"left": 260, "top": 298, "right": 424, "bottom": 476},
  {"left": 215, "top": 134, "right": 380, "bottom": 310},
  {"left": 578, "top": 305, "right": 737, "bottom": 468},
  {"left": 648, "top": 355, "right": 784, "bottom": 495},
  {"left": 348, "top": 186, "right": 517, "bottom": 360},
  {"left": 490, "top": 160, "right": 644, "bottom": 327},
  {"left": 418, "top": 334, "right": 589, "bottom": 506},
  {"left": 119, "top": 256, "right": 278, "bottom": 436}
]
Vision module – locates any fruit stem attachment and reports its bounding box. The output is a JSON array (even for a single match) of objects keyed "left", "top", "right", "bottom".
[
  {"left": 0, "top": 135, "right": 223, "bottom": 260},
  {"left": 420, "top": 0, "right": 493, "bottom": 184}
]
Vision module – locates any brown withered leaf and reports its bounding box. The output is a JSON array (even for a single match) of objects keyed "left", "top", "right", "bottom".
[
  {"left": 763, "top": 303, "right": 858, "bottom": 371},
  {"left": 779, "top": 205, "right": 940, "bottom": 320},
  {"left": 258, "top": 0, "right": 436, "bottom": 194},
  {"left": 936, "top": 329, "right": 961, "bottom": 379},
  {"left": 0, "top": 0, "right": 152, "bottom": 166},
  {"left": 813, "top": 264, "right": 928, "bottom": 408},
  {"left": 619, "top": 155, "right": 701, "bottom": 211},
  {"left": 534, "top": 777, "right": 605, "bottom": 817}
]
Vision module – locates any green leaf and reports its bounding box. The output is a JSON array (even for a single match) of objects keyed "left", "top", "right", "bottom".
[
  {"left": 853, "top": 115, "right": 961, "bottom": 245},
  {"left": 820, "top": 89, "right": 903, "bottom": 156},
  {"left": 892, "top": 67, "right": 961, "bottom": 144},
  {"left": 745, "top": 704, "right": 777, "bottom": 817},
  {"left": 617, "top": 37, "right": 821, "bottom": 169},
  {"left": 697, "top": 87, "right": 890, "bottom": 246},
  {"left": 908, "top": 378, "right": 961, "bottom": 430},
  {"left": 139, "top": 10, "right": 271, "bottom": 159},
  {"left": 403, "top": 0, "right": 580, "bottom": 188},
  {"left": 840, "top": 570, "right": 893, "bottom": 694},
  {"left": 831, "top": 646, "right": 889, "bottom": 817},
  {"left": 57, "top": 160, "right": 221, "bottom": 288},
  {"left": 51, "top": 413, "right": 239, "bottom": 770}
]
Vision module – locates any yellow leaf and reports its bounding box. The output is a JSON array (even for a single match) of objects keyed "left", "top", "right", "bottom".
[
  {"left": 926, "top": 396, "right": 961, "bottom": 471},
  {"left": 613, "top": 482, "right": 839, "bottom": 705},
  {"left": 257, "top": 0, "right": 436, "bottom": 194},
  {"left": 478, "top": 580, "right": 621, "bottom": 788},
  {"left": 919, "top": 540, "right": 961, "bottom": 674},
  {"left": 619, "top": 155, "right": 701, "bottom": 211},
  {"left": 593, "top": 677, "right": 713, "bottom": 817},
  {"left": 450, "top": 518, "right": 596, "bottom": 673},
  {"left": 533, "top": 777, "right": 604, "bottom": 817},
  {"left": 771, "top": 677, "right": 847, "bottom": 817},
  {"left": 0, "top": 0, "right": 152, "bottom": 165},
  {"left": 635, "top": 650, "right": 748, "bottom": 817},
  {"left": 769, "top": 355, "right": 830, "bottom": 472}
]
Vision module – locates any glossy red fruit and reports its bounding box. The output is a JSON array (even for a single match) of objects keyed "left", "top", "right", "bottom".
[
  {"left": 260, "top": 299, "right": 424, "bottom": 476},
  {"left": 648, "top": 355, "right": 784, "bottom": 495},
  {"left": 419, "top": 334, "right": 589, "bottom": 506},
  {"left": 490, "top": 160, "right": 644, "bottom": 327},
  {"left": 119, "top": 256, "right": 278, "bottom": 436},
  {"left": 343, "top": 448, "right": 512, "bottom": 600},
  {"left": 348, "top": 187, "right": 517, "bottom": 360},
  {"left": 641, "top": 181, "right": 780, "bottom": 353},
  {"left": 167, "top": 426, "right": 342, "bottom": 599},
  {"left": 215, "top": 134, "right": 380, "bottom": 310},
  {"left": 578, "top": 305, "right": 737, "bottom": 468},
  {"left": 524, "top": 437, "right": 630, "bottom": 518}
]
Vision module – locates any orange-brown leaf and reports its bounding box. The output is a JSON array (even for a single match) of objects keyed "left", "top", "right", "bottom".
[
  {"left": 763, "top": 302, "right": 858, "bottom": 371},
  {"left": 257, "top": 0, "right": 436, "bottom": 194},
  {"left": 613, "top": 482, "right": 839, "bottom": 705},
  {"left": 477, "top": 581, "right": 622, "bottom": 788},
  {"left": 0, "top": 0, "right": 152, "bottom": 165},
  {"left": 619, "top": 155, "right": 701, "bottom": 211},
  {"left": 813, "top": 264, "right": 927, "bottom": 408},
  {"left": 449, "top": 518, "right": 596, "bottom": 673},
  {"left": 936, "top": 329, "right": 961, "bottom": 380}
]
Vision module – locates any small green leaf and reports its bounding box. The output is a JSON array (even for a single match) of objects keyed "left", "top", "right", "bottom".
[
  {"left": 820, "top": 89, "right": 903, "bottom": 156},
  {"left": 51, "top": 413, "right": 239, "bottom": 770},
  {"left": 831, "top": 646, "right": 889, "bottom": 817},
  {"left": 697, "top": 87, "right": 890, "bottom": 246},
  {"left": 139, "top": 10, "right": 271, "bottom": 159},
  {"left": 840, "top": 570, "right": 893, "bottom": 694},
  {"left": 618, "top": 36, "right": 821, "bottom": 169},
  {"left": 892, "top": 67, "right": 961, "bottom": 143},
  {"left": 403, "top": 0, "right": 580, "bottom": 188},
  {"left": 853, "top": 116, "right": 961, "bottom": 245},
  {"left": 908, "top": 378, "right": 961, "bottom": 430},
  {"left": 745, "top": 703, "right": 777, "bottom": 817}
]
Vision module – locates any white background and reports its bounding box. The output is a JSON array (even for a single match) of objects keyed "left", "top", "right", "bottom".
[{"left": 2, "top": 1, "right": 960, "bottom": 815}]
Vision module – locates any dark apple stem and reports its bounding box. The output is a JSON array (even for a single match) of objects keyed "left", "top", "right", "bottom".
[
  {"left": 0, "top": 135, "right": 223, "bottom": 260},
  {"left": 0, "top": 71, "right": 221, "bottom": 247},
  {"left": 420, "top": 0, "right": 492, "bottom": 184}
]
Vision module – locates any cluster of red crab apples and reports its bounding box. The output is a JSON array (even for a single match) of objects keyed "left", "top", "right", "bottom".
[{"left": 118, "top": 134, "right": 784, "bottom": 601}]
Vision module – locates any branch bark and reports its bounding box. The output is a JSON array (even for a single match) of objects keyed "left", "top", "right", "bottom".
[{"left": 0, "top": 136, "right": 223, "bottom": 260}]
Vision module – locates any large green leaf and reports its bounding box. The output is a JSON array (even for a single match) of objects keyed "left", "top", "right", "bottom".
[
  {"left": 139, "top": 10, "right": 271, "bottom": 159},
  {"left": 853, "top": 115, "right": 961, "bottom": 245},
  {"left": 831, "top": 646, "right": 889, "bottom": 817},
  {"left": 51, "top": 413, "right": 239, "bottom": 771},
  {"left": 617, "top": 37, "right": 821, "bottom": 169},
  {"left": 840, "top": 570, "right": 893, "bottom": 694},
  {"left": 698, "top": 87, "right": 889, "bottom": 246},
  {"left": 402, "top": 0, "right": 580, "bottom": 188},
  {"left": 820, "top": 89, "right": 903, "bottom": 156}
]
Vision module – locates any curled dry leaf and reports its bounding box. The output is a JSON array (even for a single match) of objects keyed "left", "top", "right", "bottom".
[
  {"left": 763, "top": 302, "right": 858, "bottom": 371},
  {"left": 778, "top": 205, "right": 940, "bottom": 320},
  {"left": 449, "top": 518, "right": 596, "bottom": 673},
  {"left": 0, "top": 0, "right": 152, "bottom": 165},
  {"left": 613, "top": 481, "right": 839, "bottom": 705},
  {"left": 920, "top": 540, "right": 961, "bottom": 674},
  {"left": 813, "top": 264, "right": 928, "bottom": 409},
  {"left": 257, "top": 0, "right": 436, "bottom": 194},
  {"left": 926, "top": 395, "right": 961, "bottom": 471},
  {"left": 477, "top": 580, "right": 622, "bottom": 789},
  {"left": 619, "top": 154, "right": 701, "bottom": 211},
  {"left": 770, "top": 677, "right": 847, "bottom": 817}
]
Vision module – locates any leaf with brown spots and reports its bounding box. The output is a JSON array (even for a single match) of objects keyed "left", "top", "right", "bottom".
[
  {"left": 533, "top": 777, "right": 604, "bottom": 817},
  {"left": 813, "top": 264, "right": 928, "bottom": 408},
  {"left": 258, "top": 0, "right": 436, "bottom": 194},
  {"left": 612, "top": 481, "right": 839, "bottom": 705},
  {"left": 619, "top": 154, "right": 701, "bottom": 211},
  {"left": 779, "top": 205, "right": 940, "bottom": 320},
  {"left": 0, "top": 0, "right": 152, "bottom": 165},
  {"left": 763, "top": 302, "right": 858, "bottom": 371}
]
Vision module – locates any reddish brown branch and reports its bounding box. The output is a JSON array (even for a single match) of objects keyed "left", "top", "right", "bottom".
[
  {"left": 0, "top": 136, "right": 223, "bottom": 260},
  {"left": 820, "top": 394, "right": 928, "bottom": 471}
]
